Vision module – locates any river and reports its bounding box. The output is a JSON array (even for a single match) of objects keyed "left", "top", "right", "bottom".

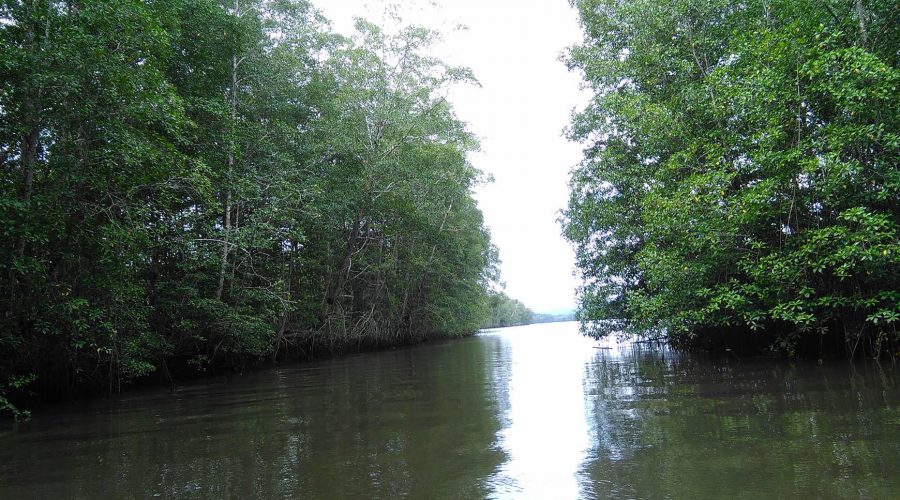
[{"left": 1, "top": 322, "right": 898, "bottom": 498}]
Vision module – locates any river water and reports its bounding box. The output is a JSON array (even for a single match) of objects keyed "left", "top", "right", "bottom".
[{"left": 1, "top": 322, "right": 898, "bottom": 498}]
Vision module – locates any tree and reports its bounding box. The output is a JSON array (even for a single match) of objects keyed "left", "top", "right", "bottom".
[
  {"left": 300, "top": 18, "right": 493, "bottom": 346},
  {"left": 563, "top": 0, "right": 899, "bottom": 357},
  {"left": 482, "top": 291, "right": 534, "bottom": 328},
  {"left": 0, "top": 2, "right": 500, "bottom": 416},
  {"left": 0, "top": 0, "right": 194, "bottom": 399}
]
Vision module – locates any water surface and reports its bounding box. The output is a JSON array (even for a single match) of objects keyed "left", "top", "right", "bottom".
[{"left": 1, "top": 322, "right": 898, "bottom": 498}]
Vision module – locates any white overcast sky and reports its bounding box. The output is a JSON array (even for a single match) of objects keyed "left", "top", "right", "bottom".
[{"left": 317, "top": 0, "right": 589, "bottom": 314}]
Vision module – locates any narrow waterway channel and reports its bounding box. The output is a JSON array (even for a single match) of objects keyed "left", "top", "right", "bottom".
[{"left": 1, "top": 322, "right": 898, "bottom": 498}]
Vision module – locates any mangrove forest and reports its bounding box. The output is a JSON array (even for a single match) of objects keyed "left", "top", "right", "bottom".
[
  {"left": 0, "top": 0, "right": 517, "bottom": 418},
  {"left": 563, "top": 0, "right": 899, "bottom": 359}
]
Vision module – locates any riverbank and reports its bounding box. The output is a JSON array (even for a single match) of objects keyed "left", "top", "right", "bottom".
[{"left": 1, "top": 328, "right": 480, "bottom": 425}]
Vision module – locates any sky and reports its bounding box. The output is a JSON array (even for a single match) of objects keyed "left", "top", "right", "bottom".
[{"left": 317, "top": 0, "right": 589, "bottom": 314}]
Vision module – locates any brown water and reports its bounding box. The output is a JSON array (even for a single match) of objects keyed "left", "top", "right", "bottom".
[{"left": 1, "top": 322, "right": 898, "bottom": 498}]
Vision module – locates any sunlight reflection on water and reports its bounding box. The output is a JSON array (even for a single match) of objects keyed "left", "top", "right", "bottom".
[{"left": 483, "top": 323, "right": 596, "bottom": 498}]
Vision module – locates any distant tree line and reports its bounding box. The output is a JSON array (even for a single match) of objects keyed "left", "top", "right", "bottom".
[
  {"left": 532, "top": 312, "right": 576, "bottom": 324},
  {"left": 0, "top": 0, "right": 504, "bottom": 418},
  {"left": 563, "top": 0, "right": 898, "bottom": 358},
  {"left": 482, "top": 291, "right": 534, "bottom": 329}
]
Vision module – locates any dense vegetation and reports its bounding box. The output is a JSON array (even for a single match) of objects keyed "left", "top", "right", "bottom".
[
  {"left": 0, "top": 0, "right": 503, "bottom": 418},
  {"left": 482, "top": 291, "right": 534, "bottom": 328},
  {"left": 533, "top": 311, "right": 576, "bottom": 324},
  {"left": 563, "top": 0, "right": 898, "bottom": 358}
]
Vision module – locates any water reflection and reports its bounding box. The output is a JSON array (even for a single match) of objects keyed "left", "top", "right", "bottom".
[
  {"left": 483, "top": 324, "right": 596, "bottom": 498},
  {"left": 0, "top": 338, "right": 508, "bottom": 498},
  {"left": 578, "top": 338, "right": 900, "bottom": 498},
  {"left": 1, "top": 322, "right": 898, "bottom": 499}
]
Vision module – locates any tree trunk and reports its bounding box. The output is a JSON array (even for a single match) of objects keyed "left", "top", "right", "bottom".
[
  {"left": 216, "top": 15, "right": 240, "bottom": 301},
  {"left": 323, "top": 208, "right": 363, "bottom": 318},
  {"left": 855, "top": 0, "right": 868, "bottom": 47},
  {"left": 8, "top": 7, "right": 47, "bottom": 307}
]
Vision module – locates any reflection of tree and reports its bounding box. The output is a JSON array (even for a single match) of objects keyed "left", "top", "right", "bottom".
[
  {"left": 0, "top": 337, "right": 509, "bottom": 498},
  {"left": 579, "top": 342, "right": 900, "bottom": 498},
  {"left": 261, "top": 336, "right": 509, "bottom": 498},
  {"left": 580, "top": 343, "right": 680, "bottom": 468},
  {"left": 487, "top": 337, "right": 514, "bottom": 430}
]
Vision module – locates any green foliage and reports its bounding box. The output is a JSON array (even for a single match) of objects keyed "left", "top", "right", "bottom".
[
  {"left": 0, "top": 374, "right": 35, "bottom": 422},
  {"left": 300, "top": 19, "right": 494, "bottom": 345},
  {"left": 563, "top": 0, "right": 899, "bottom": 357},
  {"left": 0, "top": 0, "right": 498, "bottom": 407},
  {"left": 482, "top": 291, "right": 534, "bottom": 329}
]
